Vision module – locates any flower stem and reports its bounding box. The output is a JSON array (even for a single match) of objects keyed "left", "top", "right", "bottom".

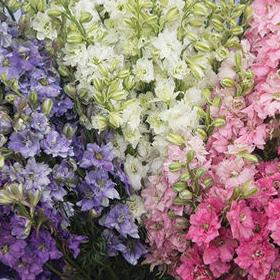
[{"left": 45, "top": 262, "right": 64, "bottom": 278}]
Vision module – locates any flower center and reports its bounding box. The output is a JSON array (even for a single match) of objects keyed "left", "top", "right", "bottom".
[
  {"left": 239, "top": 213, "right": 246, "bottom": 222},
  {"left": 39, "top": 78, "right": 49, "bottom": 86},
  {"left": 1, "top": 245, "right": 9, "bottom": 254},
  {"left": 95, "top": 153, "right": 103, "bottom": 159},
  {"left": 254, "top": 250, "right": 263, "bottom": 258},
  {"left": 203, "top": 223, "right": 209, "bottom": 230}
]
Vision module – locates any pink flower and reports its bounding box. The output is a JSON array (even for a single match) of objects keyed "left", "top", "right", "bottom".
[
  {"left": 235, "top": 235, "right": 276, "bottom": 280},
  {"left": 227, "top": 200, "right": 254, "bottom": 240},
  {"left": 187, "top": 203, "right": 221, "bottom": 246},
  {"left": 267, "top": 199, "right": 280, "bottom": 245}
]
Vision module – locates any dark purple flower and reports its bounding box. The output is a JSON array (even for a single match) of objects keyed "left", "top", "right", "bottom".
[
  {"left": 67, "top": 234, "right": 87, "bottom": 258},
  {"left": 11, "top": 216, "right": 31, "bottom": 239},
  {"left": 8, "top": 130, "right": 40, "bottom": 158},
  {"left": 77, "top": 170, "right": 119, "bottom": 212},
  {"left": 120, "top": 240, "right": 147, "bottom": 265},
  {"left": 41, "top": 131, "right": 74, "bottom": 158},
  {"left": 99, "top": 204, "right": 139, "bottom": 239},
  {"left": 102, "top": 229, "right": 124, "bottom": 257},
  {"left": 79, "top": 143, "right": 114, "bottom": 171}
]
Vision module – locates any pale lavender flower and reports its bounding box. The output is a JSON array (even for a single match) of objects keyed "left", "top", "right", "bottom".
[
  {"left": 0, "top": 49, "right": 20, "bottom": 80},
  {"left": 30, "top": 112, "right": 50, "bottom": 136},
  {"left": 0, "top": 22, "right": 12, "bottom": 47}
]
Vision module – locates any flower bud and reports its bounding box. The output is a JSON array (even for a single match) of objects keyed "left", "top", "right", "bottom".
[
  {"left": 29, "top": 91, "right": 38, "bottom": 105},
  {"left": 193, "top": 3, "right": 208, "bottom": 16},
  {"left": 79, "top": 12, "right": 93, "bottom": 23},
  {"left": 188, "top": 19, "right": 204, "bottom": 27},
  {"left": 91, "top": 115, "right": 108, "bottom": 132},
  {"left": 123, "top": 76, "right": 135, "bottom": 90},
  {"left": 166, "top": 133, "right": 185, "bottom": 146},
  {"left": 67, "top": 32, "right": 83, "bottom": 44},
  {"left": 213, "top": 118, "right": 226, "bottom": 128},
  {"left": 203, "top": 178, "right": 213, "bottom": 188},
  {"left": 232, "top": 5, "right": 245, "bottom": 18},
  {"left": 8, "top": 78, "right": 18, "bottom": 91},
  {"left": 243, "top": 187, "right": 258, "bottom": 198},
  {"left": 0, "top": 182, "right": 23, "bottom": 205},
  {"left": 110, "top": 90, "right": 127, "bottom": 101},
  {"left": 169, "top": 162, "right": 184, "bottom": 172},
  {"left": 173, "top": 197, "right": 189, "bottom": 205},
  {"left": 235, "top": 52, "right": 242, "bottom": 71},
  {"left": 92, "top": 77, "right": 103, "bottom": 92},
  {"left": 195, "top": 106, "right": 206, "bottom": 117},
  {"left": 118, "top": 69, "right": 130, "bottom": 79},
  {"left": 108, "top": 80, "right": 120, "bottom": 93},
  {"left": 0, "top": 155, "right": 4, "bottom": 169},
  {"left": 165, "top": 7, "right": 180, "bottom": 22},
  {"left": 232, "top": 26, "right": 244, "bottom": 36},
  {"left": 195, "top": 167, "right": 206, "bottom": 179},
  {"left": 79, "top": 88, "right": 93, "bottom": 103},
  {"left": 42, "top": 98, "right": 53, "bottom": 116},
  {"left": 173, "top": 182, "right": 188, "bottom": 192},
  {"left": 180, "top": 173, "right": 190, "bottom": 182},
  {"left": 5, "top": 94, "right": 16, "bottom": 103},
  {"left": 228, "top": 18, "right": 237, "bottom": 27},
  {"left": 37, "top": 0, "right": 45, "bottom": 12},
  {"left": 175, "top": 217, "right": 189, "bottom": 229},
  {"left": 189, "top": 63, "right": 204, "bottom": 80},
  {"left": 193, "top": 42, "right": 210, "bottom": 52},
  {"left": 202, "top": 88, "right": 211, "bottom": 102},
  {"left": 98, "top": 64, "right": 108, "bottom": 76},
  {"left": 212, "top": 19, "right": 224, "bottom": 32},
  {"left": 47, "top": 9, "right": 63, "bottom": 17},
  {"left": 179, "top": 189, "right": 193, "bottom": 200},
  {"left": 167, "top": 210, "right": 178, "bottom": 218},
  {"left": 220, "top": 77, "right": 236, "bottom": 88},
  {"left": 64, "top": 84, "right": 77, "bottom": 99},
  {"left": 205, "top": 0, "right": 215, "bottom": 9},
  {"left": 93, "top": 91, "right": 105, "bottom": 104},
  {"left": 196, "top": 128, "right": 208, "bottom": 141},
  {"left": 26, "top": 190, "right": 41, "bottom": 211},
  {"left": 244, "top": 6, "right": 253, "bottom": 21},
  {"left": 212, "top": 97, "right": 221, "bottom": 107},
  {"left": 224, "top": 36, "right": 239, "bottom": 47},
  {"left": 0, "top": 73, "right": 7, "bottom": 84},
  {"left": 58, "top": 65, "right": 69, "bottom": 77},
  {"left": 215, "top": 46, "right": 229, "bottom": 61},
  {"left": 241, "top": 154, "right": 258, "bottom": 163},
  {"left": 228, "top": 186, "right": 240, "bottom": 202},
  {"left": 186, "top": 150, "right": 195, "bottom": 164},
  {"left": 63, "top": 123, "right": 77, "bottom": 139},
  {"left": 109, "top": 112, "right": 123, "bottom": 127},
  {"left": 185, "top": 31, "right": 198, "bottom": 42}
]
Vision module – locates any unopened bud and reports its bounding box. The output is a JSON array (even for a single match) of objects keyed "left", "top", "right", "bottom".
[
  {"left": 0, "top": 73, "right": 7, "bottom": 84},
  {"left": 242, "top": 154, "right": 258, "bottom": 163},
  {"left": 193, "top": 3, "right": 208, "bottom": 16},
  {"left": 109, "top": 112, "right": 123, "bottom": 127},
  {"left": 213, "top": 118, "right": 226, "bottom": 128},
  {"left": 37, "top": 0, "right": 45, "bottom": 12},
  {"left": 110, "top": 90, "right": 127, "bottom": 101},
  {"left": 118, "top": 69, "right": 130, "bottom": 79},
  {"left": 224, "top": 36, "right": 239, "bottom": 47},
  {"left": 175, "top": 217, "right": 189, "bottom": 229},
  {"left": 0, "top": 155, "right": 4, "bottom": 169},
  {"left": 29, "top": 91, "right": 38, "bottom": 105},
  {"left": 98, "top": 64, "right": 108, "bottom": 76},
  {"left": 64, "top": 84, "right": 77, "bottom": 99},
  {"left": 5, "top": 94, "right": 16, "bottom": 103},
  {"left": 203, "top": 178, "right": 213, "bottom": 188},
  {"left": 202, "top": 88, "right": 211, "bottom": 102},
  {"left": 79, "top": 12, "right": 93, "bottom": 23},
  {"left": 220, "top": 77, "right": 236, "bottom": 88},
  {"left": 193, "top": 41, "right": 210, "bottom": 52},
  {"left": 123, "top": 76, "right": 135, "bottom": 90},
  {"left": 243, "top": 187, "right": 258, "bottom": 198},
  {"left": 195, "top": 167, "right": 206, "bottom": 179},
  {"left": 228, "top": 186, "right": 240, "bottom": 202},
  {"left": 91, "top": 115, "right": 108, "bottom": 132},
  {"left": 189, "top": 19, "right": 204, "bottom": 27},
  {"left": 63, "top": 123, "right": 77, "bottom": 139},
  {"left": 42, "top": 98, "right": 53, "bottom": 116},
  {"left": 179, "top": 189, "right": 193, "bottom": 200},
  {"left": 196, "top": 128, "right": 208, "bottom": 141},
  {"left": 186, "top": 150, "right": 195, "bottom": 164},
  {"left": 166, "top": 133, "right": 185, "bottom": 146},
  {"left": 173, "top": 197, "right": 189, "bottom": 205},
  {"left": 165, "top": 7, "right": 180, "bottom": 22},
  {"left": 232, "top": 26, "right": 244, "bottom": 36},
  {"left": 58, "top": 65, "right": 69, "bottom": 77},
  {"left": 185, "top": 31, "right": 198, "bottom": 42},
  {"left": 189, "top": 63, "right": 204, "bottom": 79},
  {"left": 47, "top": 9, "right": 62, "bottom": 17},
  {"left": 180, "top": 173, "right": 190, "bottom": 182},
  {"left": 235, "top": 52, "right": 242, "bottom": 71},
  {"left": 67, "top": 32, "right": 83, "bottom": 44},
  {"left": 169, "top": 163, "right": 184, "bottom": 172},
  {"left": 212, "top": 97, "right": 221, "bottom": 107},
  {"left": 173, "top": 182, "right": 188, "bottom": 192},
  {"left": 212, "top": 19, "right": 224, "bottom": 32}
]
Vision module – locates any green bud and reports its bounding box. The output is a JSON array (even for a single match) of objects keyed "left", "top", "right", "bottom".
[
  {"left": 228, "top": 186, "right": 240, "bottom": 202},
  {"left": 216, "top": 46, "right": 229, "bottom": 61},
  {"left": 91, "top": 115, "right": 108, "bottom": 132},
  {"left": 203, "top": 178, "right": 213, "bottom": 188},
  {"left": 196, "top": 128, "right": 208, "bottom": 141},
  {"left": 173, "top": 197, "right": 189, "bottom": 205},
  {"left": 179, "top": 189, "right": 193, "bottom": 200},
  {"left": 188, "top": 19, "right": 204, "bottom": 27},
  {"left": 232, "top": 6, "right": 245, "bottom": 18},
  {"left": 202, "top": 88, "right": 211, "bottom": 102},
  {"left": 212, "top": 97, "right": 222, "bottom": 107},
  {"left": 189, "top": 63, "right": 204, "bottom": 79},
  {"left": 175, "top": 217, "right": 189, "bottom": 230},
  {"left": 108, "top": 80, "right": 120, "bottom": 93},
  {"left": 26, "top": 189, "right": 41, "bottom": 212},
  {"left": 98, "top": 64, "right": 108, "bottom": 76},
  {"left": 241, "top": 179, "right": 252, "bottom": 194},
  {"left": 8, "top": 0, "right": 23, "bottom": 12},
  {"left": 110, "top": 90, "right": 127, "bottom": 101},
  {"left": 0, "top": 182, "right": 23, "bottom": 205},
  {"left": 93, "top": 77, "right": 103, "bottom": 92},
  {"left": 29, "top": 91, "right": 38, "bottom": 105},
  {"left": 93, "top": 91, "right": 105, "bottom": 104},
  {"left": 224, "top": 36, "right": 239, "bottom": 47},
  {"left": 186, "top": 150, "right": 195, "bottom": 164},
  {"left": 64, "top": 84, "right": 77, "bottom": 99},
  {"left": 58, "top": 65, "right": 69, "bottom": 77},
  {"left": 0, "top": 155, "right": 4, "bottom": 169},
  {"left": 195, "top": 167, "right": 206, "bottom": 179},
  {"left": 180, "top": 173, "right": 190, "bottom": 182},
  {"left": 123, "top": 76, "right": 135, "bottom": 90},
  {"left": 109, "top": 112, "right": 123, "bottom": 127},
  {"left": 67, "top": 32, "right": 83, "bottom": 44},
  {"left": 243, "top": 187, "right": 258, "bottom": 198},
  {"left": 205, "top": 0, "right": 215, "bottom": 9},
  {"left": 212, "top": 18, "right": 224, "bottom": 32},
  {"left": 232, "top": 26, "right": 244, "bottom": 36},
  {"left": 37, "top": 0, "right": 45, "bottom": 12},
  {"left": 241, "top": 154, "right": 258, "bottom": 163},
  {"left": 5, "top": 94, "right": 16, "bottom": 103},
  {"left": 228, "top": 18, "right": 237, "bottom": 27},
  {"left": 0, "top": 73, "right": 7, "bottom": 84},
  {"left": 193, "top": 41, "right": 210, "bottom": 52},
  {"left": 8, "top": 78, "right": 18, "bottom": 91},
  {"left": 118, "top": 69, "right": 130, "bottom": 79},
  {"left": 235, "top": 52, "right": 242, "bottom": 71},
  {"left": 244, "top": 6, "right": 253, "bottom": 21},
  {"left": 63, "top": 123, "right": 77, "bottom": 139},
  {"left": 167, "top": 210, "right": 178, "bottom": 218},
  {"left": 165, "top": 7, "right": 180, "bottom": 22},
  {"left": 193, "top": 3, "right": 208, "bottom": 16},
  {"left": 169, "top": 163, "right": 184, "bottom": 172},
  {"left": 173, "top": 181, "right": 188, "bottom": 192},
  {"left": 42, "top": 98, "right": 53, "bottom": 116},
  {"left": 80, "top": 12, "right": 93, "bottom": 23},
  {"left": 47, "top": 9, "right": 63, "bottom": 17},
  {"left": 220, "top": 77, "right": 236, "bottom": 88},
  {"left": 195, "top": 106, "right": 206, "bottom": 117},
  {"left": 166, "top": 133, "right": 185, "bottom": 146},
  {"left": 185, "top": 31, "right": 198, "bottom": 42},
  {"left": 213, "top": 118, "right": 226, "bottom": 128}
]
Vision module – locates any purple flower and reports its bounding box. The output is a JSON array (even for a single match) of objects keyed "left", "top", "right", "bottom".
[
  {"left": 50, "top": 95, "right": 74, "bottom": 117},
  {"left": 99, "top": 204, "right": 139, "bottom": 239},
  {"left": 77, "top": 170, "right": 119, "bottom": 212},
  {"left": 120, "top": 240, "right": 147, "bottom": 265},
  {"left": 41, "top": 131, "right": 74, "bottom": 158},
  {"left": 0, "top": 111, "right": 12, "bottom": 135},
  {"left": 0, "top": 22, "right": 12, "bottom": 47},
  {"left": 8, "top": 130, "right": 40, "bottom": 158},
  {"left": 67, "top": 234, "right": 87, "bottom": 258},
  {"left": 102, "top": 229, "right": 124, "bottom": 257},
  {"left": 79, "top": 143, "right": 114, "bottom": 171},
  {"left": 0, "top": 49, "right": 20, "bottom": 80},
  {"left": 30, "top": 112, "right": 50, "bottom": 136},
  {"left": 11, "top": 216, "right": 31, "bottom": 239}
]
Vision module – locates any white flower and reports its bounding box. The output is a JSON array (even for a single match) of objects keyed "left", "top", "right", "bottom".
[
  {"left": 122, "top": 100, "right": 142, "bottom": 131},
  {"left": 124, "top": 155, "right": 149, "bottom": 190},
  {"left": 133, "top": 58, "right": 154, "bottom": 83},
  {"left": 184, "top": 87, "right": 205, "bottom": 106},
  {"left": 137, "top": 137, "right": 152, "bottom": 159},
  {"left": 112, "top": 134, "right": 128, "bottom": 160},
  {"left": 127, "top": 194, "right": 146, "bottom": 222},
  {"left": 155, "top": 77, "right": 178, "bottom": 103},
  {"left": 32, "top": 12, "right": 57, "bottom": 41}
]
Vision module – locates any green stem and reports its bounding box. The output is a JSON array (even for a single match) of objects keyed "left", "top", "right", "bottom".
[
  {"left": 0, "top": 0, "right": 16, "bottom": 21},
  {"left": 107, "top": 265, "right": 119, "bottom": 280},
  {"left": 45, "top": 262, "right": 64, "bottom": 278}
]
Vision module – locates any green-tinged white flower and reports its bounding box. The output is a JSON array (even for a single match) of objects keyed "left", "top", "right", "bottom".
[
  {"left": 32, "top": 12, "right": 57, "bottom": 40},
  {"left": 91, "top": 115, "right": 108, "bottom": 132},
  {"left": 133, "top": 58, "right": 154, "bottom": 83},
  {"left": 127, "top": 194, "right": 146, "bottom": 222}
]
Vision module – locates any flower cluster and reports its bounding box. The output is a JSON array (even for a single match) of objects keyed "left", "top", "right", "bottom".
[{"left": 0, "top": 17, "right": 146, "bottom": 280}]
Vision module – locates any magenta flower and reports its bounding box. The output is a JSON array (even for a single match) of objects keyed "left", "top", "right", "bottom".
[
  {"left": 187, "top": 203, "right": 221, "bottom": 246},
  {"left": 227, "top": 200, "right": 254, "bottom": 240},
  {"left": 267, "top": 199, "right": 280, "bottom": 245},
  {"left": 235, "top": 235, "right": 276, "bottom": 280}
]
